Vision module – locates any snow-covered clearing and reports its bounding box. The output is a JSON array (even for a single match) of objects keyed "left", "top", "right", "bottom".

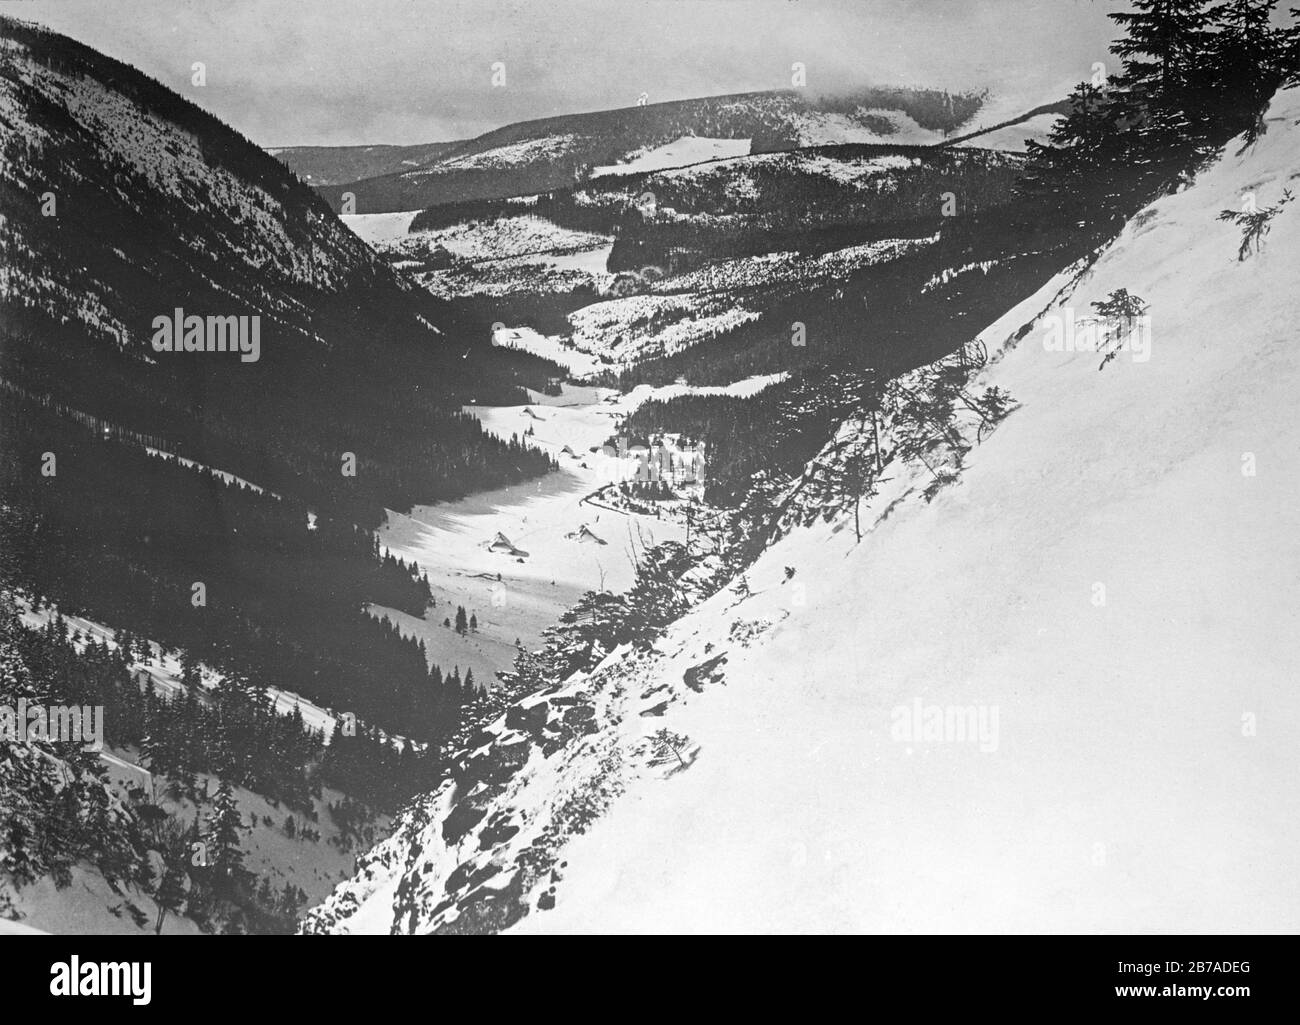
[
  {"left": 795, "top": 152, "right": 921, "bottom": 187},
  {"left": 341, "top": 210, "right": 421, "bottom": 247},
  {"left": 657, "top": 236, "right": 931, "bottom": 295},
  {"left": 566, "top": 291, "right": 761, "bottom": 366},
  {"left": 490, "top": 325, "right": 607, "bottom": 379},
  {"left": 413, "top": 135, "right": 579, "bottom": 173},
  {"left": 526, "top": 243, "right": 614, "bottom": 276},
  {"left": 956, "top": 112, "right": 1062, "bottom": 152},
  {"left": 619, "top": 373, "right": 788, "bottom": 404},
  {"left": 5, "top": 864, "right": 203, "bottom": 936},
  {"left": 398, "top": 214, "right": 609, "bottom": 265},
  {"left": 790, "top": 108, "right": 938, "bottom": 146},
  {"left": 369, "top": 214, "right": 615, "bottom": 299},
  {"left": 593, "top": 136, "right": 752, "bottom": 177},
  {"left": 948, "top": 80, "right": 1069, "bottom": 148}
]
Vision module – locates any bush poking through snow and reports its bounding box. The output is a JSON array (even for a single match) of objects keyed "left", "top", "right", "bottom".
[
  {"left": 1090, "top": 288, "right": 1150, "bottom": 370},
  {"left": 1218, "top": 188, "right": 1295, "bottom": 260},
  {"left": 648, "top": 729, "right": 696, "bottom": 776}
]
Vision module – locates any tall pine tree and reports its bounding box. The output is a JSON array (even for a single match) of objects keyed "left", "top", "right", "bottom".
[
  {"left": 209, "top": 779, "right": 244, "bottom": 885},
  {"left": 1206, "top": 1, "right": 1287, "bottom": 138}
]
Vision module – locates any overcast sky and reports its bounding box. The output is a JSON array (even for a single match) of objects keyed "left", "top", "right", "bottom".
[{"left": 14, "top": 0, "right": 1125, "bottom": 147}]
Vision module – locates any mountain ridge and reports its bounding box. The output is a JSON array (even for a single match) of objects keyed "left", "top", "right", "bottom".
[
  {"left": 270, "top": 141, "right": 466, "bottom": 186},
  {"left": 304, "top": 85, "right": 1009, "bottom": 214}
]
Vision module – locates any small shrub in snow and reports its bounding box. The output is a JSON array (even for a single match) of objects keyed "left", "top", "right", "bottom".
[
  {"left": 649, "top": 728, "right": 692, "bottom": 770},
  {"left": 1218, "top": 189, "right": 1294, "bottom": 261},
  {"left": 1090, "top": 289, "right": 1150, "bottom": 370}
]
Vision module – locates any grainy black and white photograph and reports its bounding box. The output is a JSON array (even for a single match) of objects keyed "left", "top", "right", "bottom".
[{"left": 0, "top": 0, "right": 1295, "bottom": 987}]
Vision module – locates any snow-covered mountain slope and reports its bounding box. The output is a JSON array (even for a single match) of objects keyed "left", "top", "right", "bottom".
[
  {"left": 308, "top": 87, "right": 1057, "bottom": 216},
  {"left": 0, "top": 16, "right": 559, "bottom": 530},
  {"left": 314, "top": 87, "right": 1002, "bottom": 214},
  {"left": 14, "top": 596, "right": 339, "bottom": 741},
  {"left": 351, "top": 146, "right": 1015, "bottom": 376},
  {"left": 592, "top": 137, "right": 755, "bottom": 177},
  {"left": 271, "top": 141, "right": 463, "bottom": 186},
  {"left": 359, "top": 212, "right": 615, "bottom": 301},
  {"left": 0, "top": 17, "right": 394, "bottom": 353},
  {"left": 558, "top": 236, "right": 930, "bottom": 370},
  {"left": 344, "top": 163, "right": 933, "bottom": 312},
  {"left": 339, "top": 210, "right": 423, "bottom": 248},
  {"left": 304, "top": 89, "right": 1300, "bottom": 935}
]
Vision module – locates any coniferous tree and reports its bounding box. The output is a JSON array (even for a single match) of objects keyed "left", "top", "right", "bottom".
[
  {"left": 180, "top": 650, "right": 202, "bottom": 689},
  {"left": 1108, "top": 1, "right": 1220, "bottom": 196},
  {"left": 1285, "top": 8, "right": 1300, "bottom": 82},
  {"left": 1205, "top": 1, "right": 1286, "bottom": 139},
  {"left": 1111, "top": 0, "right": 1217, "bottom": 96},
  {"left": 2, "top": 821, "right": 37, "bottom": 888},
  {"left": 154, "top": 860, "right": 187, "bottom": 934},
  {"left": 209, "top": 779, "right": 244, "bottom": 884},
  {"left": 1021, "top": 80, "right": 1129, "bottom": 227}
]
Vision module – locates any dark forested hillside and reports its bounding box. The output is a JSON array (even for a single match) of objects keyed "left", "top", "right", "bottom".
[
  {"left": 0, "top": 16, "right": 564, "bottom": 758},
  {"left": 0, "top": 392, "right": 480, "bottom": 741},
  {"left": 0, "top": 16, "right": 560, "bottom": 527}
]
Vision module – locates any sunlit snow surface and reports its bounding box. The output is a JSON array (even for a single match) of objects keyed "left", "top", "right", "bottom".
[
  {"left": 311, "top": 86, "right": 1300, "bottom": 935},
  {"left": 523, "top": 90, "right": 1300, "bottom": 934},
  {"left": 593, "top": 136, "right": 753, "bottom": 177}
]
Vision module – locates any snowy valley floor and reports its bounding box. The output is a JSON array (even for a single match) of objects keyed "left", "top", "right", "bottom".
[{"left": 372, "top": 380, "right": 779, "bottom": 687}]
